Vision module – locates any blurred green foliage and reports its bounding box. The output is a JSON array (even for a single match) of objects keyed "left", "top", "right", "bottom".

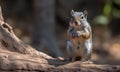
[
  {"left": 93, "top": 15, "right": 109, "bottom": 25},
  {"left": 112, "top": 8, "right": 120, "bottom": 18},
  {"left": 114, "top": 0, "right": 120, "bottom": 5},
  {"left": 103, "top": 0, "right": 111, "bottom": 17},
  {"left": 93, "top": 0, "right": 120, "bottom": 25}
]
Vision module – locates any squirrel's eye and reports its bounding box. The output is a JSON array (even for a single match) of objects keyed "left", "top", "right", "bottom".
[{"left": 81, "top": 16, "right": 84, "bottom": 19}]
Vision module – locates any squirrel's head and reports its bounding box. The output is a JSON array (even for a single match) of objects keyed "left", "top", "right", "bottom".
[{"left": 70, "top": 10, "right": 88, "bottom": 27}]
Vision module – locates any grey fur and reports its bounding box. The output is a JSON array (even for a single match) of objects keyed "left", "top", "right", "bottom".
[{"left": 66, "top": 10, "right": 92, "bottom": 61}]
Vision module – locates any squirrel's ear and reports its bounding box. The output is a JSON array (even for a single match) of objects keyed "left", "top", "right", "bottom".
[
  {"left": 71, "top": 9, "right": 75, "bottom": 16},
  {"left": 83, "top": 10, "right": 88, "bottom": 19}
]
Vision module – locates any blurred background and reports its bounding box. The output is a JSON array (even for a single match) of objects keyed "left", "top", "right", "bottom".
[{"left": 0, "top": 0, "right": 120, "bottom": 65}]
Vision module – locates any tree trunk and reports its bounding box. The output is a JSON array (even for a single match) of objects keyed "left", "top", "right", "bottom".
[{"left": 32, "top": 0, "right": 62, "bottom": 57}]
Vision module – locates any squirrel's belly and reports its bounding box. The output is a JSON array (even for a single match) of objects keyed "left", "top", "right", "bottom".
[{"left": 72, "top": 39, "right": 85, "bottom": 57}]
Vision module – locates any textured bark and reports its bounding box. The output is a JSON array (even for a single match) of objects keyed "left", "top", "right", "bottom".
[
  {"left": 0, "top": 6, "right": 52, "bottom": 59},
  {"left": 0, "top": 7, "right": 3, "bottom": 21},
  {"left": 0, "top": 6, "right": 120, "bottom": 72}
]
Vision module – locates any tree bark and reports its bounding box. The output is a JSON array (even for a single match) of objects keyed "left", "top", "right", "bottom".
[
  {"left": 0, "top": 6, "right": 52, "bottom": 59},
  {"left": 32, "top": 0, "right": 62, "bottom": 57},
  {"left": 0, "top": 7, "right": 3, "bottom": 21}
]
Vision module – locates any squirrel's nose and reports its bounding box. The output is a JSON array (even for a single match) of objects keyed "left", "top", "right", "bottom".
[
  {"left": 77, "top": 21, "right": 81, "bottom": 26},
  {"left": 76, "top": 20, "right": 81, "bottom": 26}
]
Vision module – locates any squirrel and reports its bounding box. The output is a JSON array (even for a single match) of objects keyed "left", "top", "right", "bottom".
[{"left": 66, "top": 10, "right": 92, "bottom": 62}]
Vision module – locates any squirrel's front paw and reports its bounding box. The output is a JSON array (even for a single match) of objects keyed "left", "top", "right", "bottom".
[{"left": 76, "top": 31, "right": 81, "bottom": 36}]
